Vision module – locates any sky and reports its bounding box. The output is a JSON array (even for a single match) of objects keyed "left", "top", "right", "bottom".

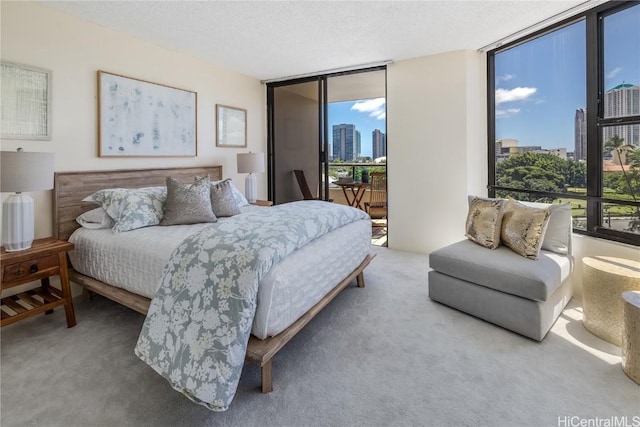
[
  {"left": 328, "top": 98, "right": 386, "bottom": 158},
  {"left": 494, "top": 3, "right": 639, "bottom": 150}
]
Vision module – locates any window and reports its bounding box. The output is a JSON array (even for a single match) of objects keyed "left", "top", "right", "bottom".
[{"left": 488, "top": 1, "right": 640, "bottom": 246}]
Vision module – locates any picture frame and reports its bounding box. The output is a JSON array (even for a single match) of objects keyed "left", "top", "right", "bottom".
[
  {"left": 1, "top": 62, "right": 52, "bottom": 140},
  {"left": 216, "top": 104, "right": 247, "bottom": 148},
  {"left": 98, "top": 70, "right": 197, "bottom": 157}
]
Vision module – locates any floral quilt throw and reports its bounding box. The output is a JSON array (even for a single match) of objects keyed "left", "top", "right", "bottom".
[{"left": 134, "top": 201, "right": 368, "bottom": 411}]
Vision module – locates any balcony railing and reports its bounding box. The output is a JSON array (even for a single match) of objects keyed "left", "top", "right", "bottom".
[{"left": 327, "top": 162, "right": 386, "bottom": 185}]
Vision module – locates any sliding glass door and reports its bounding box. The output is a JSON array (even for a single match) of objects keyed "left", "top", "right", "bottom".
[
  {"left": 267, "top": 79, "right": 323, "bottom": 204},
  {"left": 267, "top": 68, "right": 387, "bottom": 246}
]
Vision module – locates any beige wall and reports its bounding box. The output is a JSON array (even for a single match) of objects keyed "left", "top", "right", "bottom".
[
  {"left": 387, "top": 51, "right": 479, "bottom": 254},
  {"left": 0, "top": 2, "right": 266, "bottom": 240}
]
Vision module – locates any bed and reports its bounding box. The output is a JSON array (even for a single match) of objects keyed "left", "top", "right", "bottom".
[{"left": 53, "top": 166, "right": 374, "bottom": 406}]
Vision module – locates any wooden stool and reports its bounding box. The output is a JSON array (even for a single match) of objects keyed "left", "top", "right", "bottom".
[
  {"left": 622, "top": 291, "right": 640, "bottom": 385},
  {"left": 582, "top": 256, "right": 640, "bottom": 346}
]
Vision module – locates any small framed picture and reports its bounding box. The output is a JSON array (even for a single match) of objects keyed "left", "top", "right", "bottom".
[
  {"left": 1, "top": 62, "right": 52, "bottom": 140},
  {"left": 216, "top": 104, "right": 247, "bottom": 147}
]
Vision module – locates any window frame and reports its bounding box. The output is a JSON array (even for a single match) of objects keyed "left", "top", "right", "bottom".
[{"left": 487, "top": 0, "right": 640, "bottom": 247}]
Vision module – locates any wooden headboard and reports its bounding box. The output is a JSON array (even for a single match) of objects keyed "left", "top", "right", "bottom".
[{"left": 53, "top": 166, "right": 223, "bottom": 241}]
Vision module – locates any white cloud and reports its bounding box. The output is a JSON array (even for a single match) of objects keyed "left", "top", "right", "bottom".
[
  {"left": 607, "top": 67, "right": 622, "bottom": 80},
  {"left": 496, "top": 108, "right": 521, "bottom": 118},
  {"left": 495, "top": 87, "right": 537, "bottom": 104},
  {"left": 351, "top": 98, "right": 386, "bottom": 120},
  {"left": 496, "top": 74, "right": 516, "bottom": 83}
]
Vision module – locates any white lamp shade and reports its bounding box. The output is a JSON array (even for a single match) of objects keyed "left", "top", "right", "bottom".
[
  {"left": 1, "top": 151, "right": 55, "bottom": 193},
  {"left": 237, "top": 152, "right": 265, "bottom": 174}
]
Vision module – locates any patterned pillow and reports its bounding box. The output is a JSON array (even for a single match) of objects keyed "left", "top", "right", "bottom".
[
  {"left": 500, "top": 199, "right": 551, "bottom": 260},
  {"left": 518, "top": 201, "right": 572, "bottom": 254},
  {"left": 210, "top": 179, "right": 241, "bottom": 217},
  {"left": 83, "top": 186, "right": 166, "bottom": 233},
  {"left": 161, "top": 175, "right": 217, "bottom": 226},
  {"left": 211, "top": 179, "right": 249, "bottom": 208},
  {"left": 465, "top": 196, "right": 506, "bottom": 249}
]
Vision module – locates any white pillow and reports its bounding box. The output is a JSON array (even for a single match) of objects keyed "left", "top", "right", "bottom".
[
  {"left": 76, "top": 207, "right": 115, "bottom": 230},
  {"left": 211, "top": 179, "right": 249, "bottom": 208}
]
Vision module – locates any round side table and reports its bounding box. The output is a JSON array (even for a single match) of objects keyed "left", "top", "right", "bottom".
[
  {"left": 622, "top": 291, "right": 640, "bottom": 385},
  {"left": 582, "top": 256, "right": 640, "bottom": 346}
]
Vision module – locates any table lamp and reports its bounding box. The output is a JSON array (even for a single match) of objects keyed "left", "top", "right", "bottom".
[
  {"left": 236, "top": 152, "right": 264, "bottom": 203},
  {"left": 1, "top": 148, "right": 55, "bottom": 251}
]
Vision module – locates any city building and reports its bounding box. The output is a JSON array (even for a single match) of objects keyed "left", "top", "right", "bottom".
[
  {"left": 372, "top": 129, "right": 386, "bottom": 159},
  {"left": 495, "top": 138, "right": 566, "bottom": 161},
  {"left": 603, "top": 83, "right": 640, "bottom": 148},
  {"left": 332, "top": 124, "right": 361, "bottom": 161},
  {"left": 540, "top": 147, "right": 567, "bottom": 159},
  {"left": 574, "top": 108, "right": 587, "bottom": 161}
]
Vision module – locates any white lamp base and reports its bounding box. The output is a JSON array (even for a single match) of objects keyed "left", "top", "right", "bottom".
[
  {"left": 245, "top": 173, "right": 257, "bottom": 204},
  {"left": 2, "top": 193, "right": 35, "bottom": 252}
]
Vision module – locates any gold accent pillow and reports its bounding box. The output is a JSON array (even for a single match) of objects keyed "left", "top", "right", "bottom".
[
  {"left": 500, "top": 199, "right": 551, "bottom": 260},
  {"left": 160, "top": 175, "right": 218, "bottom": 226},
  {"left": 465, "top": 197, "right": 506, "bottom": 249},
  {"left": 210, "top": 179, "right": 241, "bottom": 217}
]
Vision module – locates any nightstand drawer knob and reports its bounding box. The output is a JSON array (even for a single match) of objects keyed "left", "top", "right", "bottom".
[{"left": 29, "top": 264, "right": 39, "bottom": 274}]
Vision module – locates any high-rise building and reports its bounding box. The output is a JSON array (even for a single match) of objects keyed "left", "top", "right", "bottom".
[
  {"left": 603, "top": 83, "right": 640, "bottom": 148},
  {"left": 332, "top": 124, "right": 360, "bottom": 161},
  {"left": 372, "top": 129, "right": 386, "bottom": 159},
  {"left": 574, "top": 108, "right": 587, "bottom": 161}
]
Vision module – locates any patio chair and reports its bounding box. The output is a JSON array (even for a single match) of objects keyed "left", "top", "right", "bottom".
[
  {"left": 365, "top": 172, "right": 387, "bottom": 219},
  {"left": 293, "top": 170, "right": 333, "bottom": 202}
]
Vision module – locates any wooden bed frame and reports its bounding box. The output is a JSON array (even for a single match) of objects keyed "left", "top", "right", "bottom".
[{"left": 53, "top": 166, "right": 374, "bottom": 393}]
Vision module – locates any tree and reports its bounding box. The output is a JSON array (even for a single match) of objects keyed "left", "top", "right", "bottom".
[
  {"left": 625, "top": 148, "right": 640, "bottom": 232},
  {"left": 604, "top": 135, "right": 637, "bottom": 202},
  {"left": 495, "top": 152, "right": 586, "bottom": 201}
]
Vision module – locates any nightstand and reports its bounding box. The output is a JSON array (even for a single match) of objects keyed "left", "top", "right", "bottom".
[
  {"left": 251, "top": 200, "right": 273, "bottom": 207},
  {"left": 1, "top": 238, "right": 76, "bottom": 328}
]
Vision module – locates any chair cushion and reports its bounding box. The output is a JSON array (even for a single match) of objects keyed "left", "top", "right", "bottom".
[{"left": 429, "top": 239, "right": 572, "bottom": 302}]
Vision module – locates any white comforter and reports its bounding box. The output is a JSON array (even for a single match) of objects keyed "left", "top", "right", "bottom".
[{"left": 69, "top": 205, "right": 371, "bottom": 338}]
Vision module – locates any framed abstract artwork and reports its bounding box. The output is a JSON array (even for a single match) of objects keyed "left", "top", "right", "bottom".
[
  {"left": 1, "top": 62, "right": 52, "bottom": 140},
  {"left": 216, "top": 104, "right": 247, "bottom": 147},
  {"left": 98, "top": 71, "right": 197, "bottom": 157}
]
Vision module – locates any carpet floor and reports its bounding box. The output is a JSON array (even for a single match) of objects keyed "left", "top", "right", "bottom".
[{"left": 1, "top": 247, "right": 638, "bottom": 427}]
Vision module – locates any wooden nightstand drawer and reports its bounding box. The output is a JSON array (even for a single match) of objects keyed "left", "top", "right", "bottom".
[
  {"left": 2, "top": 254, "right": 59, "bottom": 287},
  {"left": 1, "top": 238, "right": 76, "bottom": 328}
]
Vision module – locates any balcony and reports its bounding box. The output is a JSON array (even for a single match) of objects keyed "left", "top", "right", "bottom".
[{"left": 327, "top": 162, "right": 387, "bottom": 247}]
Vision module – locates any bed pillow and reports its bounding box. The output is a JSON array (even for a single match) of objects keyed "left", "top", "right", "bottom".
[
  {"left": 161, "top": 175, "right": 217, "bottom": 226},
  {"left": 500, "top": 199, "right": 551, "bottom": 260},
  {"left": 519, "top": 201, "right": 572, "bottom": 254},
  {"left": 211, "top": 179, "right": 249, "bottom": 208},
  {"left": 210, "top": 179, "right": 242, "bottom": 217},
  {"left": 83, "top": 186, "right": 166, "bottom": 233},
  {"left": 76, "top": 207, "right": 115, "bottom": 230},
  {"left": 465, "top": 196, "right": 506, "bottom": 249}
]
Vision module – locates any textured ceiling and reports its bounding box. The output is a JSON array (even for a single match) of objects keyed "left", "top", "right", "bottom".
[{"left": 43, "top": 1, "right": 588, "bottom": 81}]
